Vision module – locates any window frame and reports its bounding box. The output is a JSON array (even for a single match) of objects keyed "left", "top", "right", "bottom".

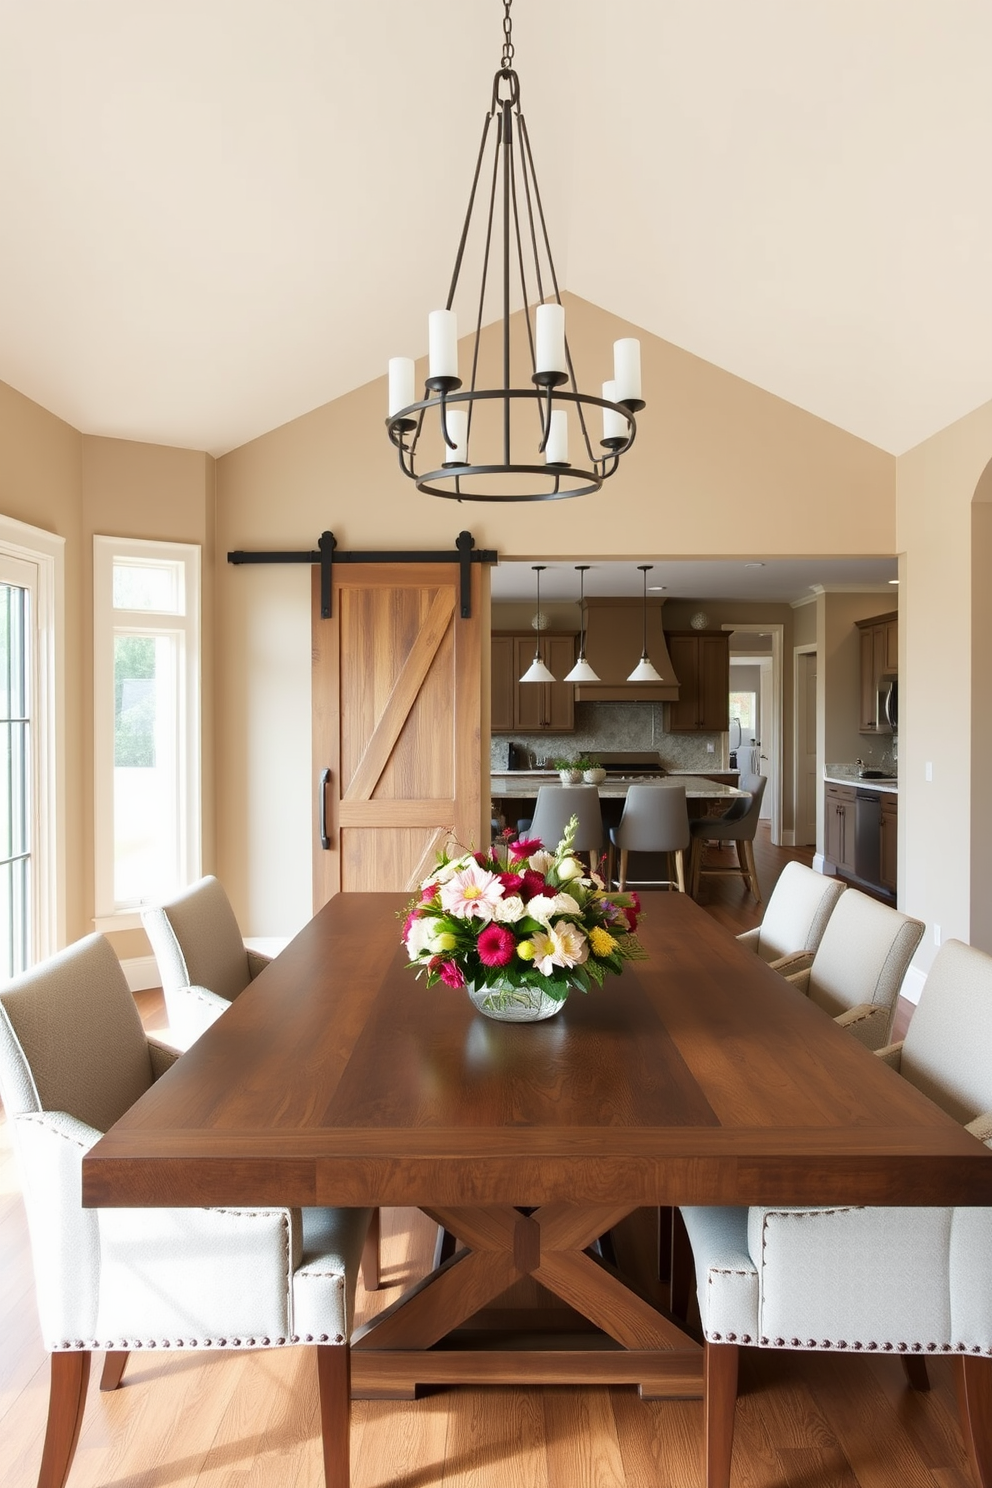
[
  {"left": 0, "top": 513, "right": 65, "bottom": 964},
  {"left": 93, "top": 535, "right": 201, "bottom": 929}
]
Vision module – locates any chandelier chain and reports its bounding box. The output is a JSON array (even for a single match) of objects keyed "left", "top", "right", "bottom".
[{"left": 501, "top": 0, "right": 514, "bottom": 70}]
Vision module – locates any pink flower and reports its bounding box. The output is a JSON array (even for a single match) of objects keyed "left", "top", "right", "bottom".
[
  {"left": 519, "top": 869, "right": 547, "bottom": 901},
  {"left": 439, "top": 863, "right": 504, "bottom": 920},
  {"left": 498, "top": 870, "right": 524, "bottom": 893},
  {"left": 625, "top": 890, "right": 642, "bottom": 932},
  {"left": 438, "top": 960, "right": 465, "bottom": 989},
  {"left": 477, "top": 924, "right": 516, "bottom": 967},
  {"left": 509, "top": 836, "right": 542, "bottom": 860},
  {"left": 420, "top": 882, "right": 438, "bottom": 903}
]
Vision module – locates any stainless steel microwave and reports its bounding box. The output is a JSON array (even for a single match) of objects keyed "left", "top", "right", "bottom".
[{"left": 878, "top": 676, "right": 898, "bottom": 733}]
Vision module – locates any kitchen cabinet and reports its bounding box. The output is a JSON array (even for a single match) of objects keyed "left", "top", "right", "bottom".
[
  {"left": 665, "top": 632, "right": 731, "bottom": 732},
  {"left": 825, "top": 783, "right": 857, "bottom": 875},
  {"left": 856, "top": 611, "right": 897, "bottom": 734},
  {"left": 880, "top": 795, "right": 898, "bottom": 892},
  {"left": 491, "top": 632, "right": 576, "bottom": 733},
  {"left": 572, "top": 598, "right": 679, "bottom": 701}
]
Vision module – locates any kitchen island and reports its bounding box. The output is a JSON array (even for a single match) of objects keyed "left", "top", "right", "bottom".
[{"left": 491, "top": 772, "right": 743, "bottom": 802}]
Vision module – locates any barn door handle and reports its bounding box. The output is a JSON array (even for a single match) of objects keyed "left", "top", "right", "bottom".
[{"left": 319, "top": 768, "right": 332, "bottom": 850}]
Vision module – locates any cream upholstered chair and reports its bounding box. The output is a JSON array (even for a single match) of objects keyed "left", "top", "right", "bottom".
[
  {"left": 784, "top": 886, "right": 924, "bottom": 1050},
  {"left": 0, "top": 933, "right": 371, "bottom": 1488},
  {"left": 736, "top": 860, "right": 846, "bottom": 973},
  {"left": 609, "top": 783, "right": 690, "bottom": 891},
  {"left": 680, "top": 938, "right": 992, "bottom": 1488},
  {"left": 689, "top": 773, "right": 767, "bottom": 903},
  {"left": 141, "top": 874, "right": 271, "bottom": 1044},
  {"left": 529, "top": 784, "right": 603, "bottom": 871}
]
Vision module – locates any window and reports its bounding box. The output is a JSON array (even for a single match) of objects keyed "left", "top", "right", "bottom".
[
  {"left": 94, "top": 537, "right": 200, "bottom": 926},
  {"left": 0, "top": 515, "right": 64, "bottom": 973},
  {"left": 729, "top": 689, "right": 757, "bottom": 740}
]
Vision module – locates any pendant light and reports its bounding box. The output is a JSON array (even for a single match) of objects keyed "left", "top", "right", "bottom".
[
  {"left": 565, "top": 565, "right": 601, "bottom": 683},
  {"left": 519, "top": 566, "right": 557, "bottom": 682},
  {"left": 627, "top": 564, "right": 665, "bottom": 683}
]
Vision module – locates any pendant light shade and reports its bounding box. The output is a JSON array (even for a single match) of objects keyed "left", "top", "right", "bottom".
[
  {"left": 520, "top": 566, "right": 556, "bottom": 682},
  {"left": 627, "top": 564, "right": 665, "bottom": 683},
  {"left": 564, "top": 564, "right": 601, "bottom": 683}
]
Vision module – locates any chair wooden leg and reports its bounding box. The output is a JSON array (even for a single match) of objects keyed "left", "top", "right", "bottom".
[
  {"left": 668, "top": 1207, "right": 694, "bottom": 1320},
  {"left": 955, "top": 1354, "right": 992, "bottom": 1488},
  {"left": 99, "top": 1350, "right": 129, "bottom": 1392},
  {"left": 743, "top": 840, "right": 762, "bottom": 904},
  {"left": 316, "top": 1344, "right": 351, "bottom": 1488},
  {"left": 619, "top": 849, "right": 628, "bottom": 891},
  {"left": 361, "top": 1207, "right": 381, "bottom": 1291},
  {"left": 901, "top": 1354, "right": 930, "bottom": 1392},
  {"left": 704, "top": 1341, "right": 739, "bottom": 1488},
  {"left": 690, "top": 840, "right": 702, "bottom": 898},
  {"left": 735, "top": 840, "right": 750, "bottom": 887},
  {"left": 39, "top": 1351, "right": 90, "bottom": 1488},
  {"left": 674, "top": 849, "right": 686, "bottom": 894}
]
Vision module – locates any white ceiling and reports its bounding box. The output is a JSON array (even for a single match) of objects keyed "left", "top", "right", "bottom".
[
  {"left": 490, "top": 557, "right": 898, "bottom": 605},
  {"left": 1, "top": 2, "right": 991, "bottom": 457}
]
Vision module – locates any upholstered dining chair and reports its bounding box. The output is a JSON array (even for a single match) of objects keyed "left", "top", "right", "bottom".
[
  {"left": 529, "top": 784, "right": 604, "bottom": 871},
  {"left": 609, "top": 783, "right": 690, "bottom": 891},
  {"left": 0, "top": 933, "right": 371, "bottom": 1488},
  {"left": 783, "top": 886, "right": 924, "bottom": 1050},
  {"left": 143, "top": 875, "right": 385, "bottom": 1291},
  {"left": 689, "top": 773, "right": 766, "bottom": 903},
  {"left": 679, "top": 937, "right": 992, "bottom": 1488},
  {"left": 141, "top": 874, "right": 271, "bottom": 1044},
  {"left": 736, "top": 860, "right": 846, "bottom": 973}
]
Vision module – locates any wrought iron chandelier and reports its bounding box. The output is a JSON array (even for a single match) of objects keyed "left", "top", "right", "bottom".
[{"left": 385, "top": 0, "right": 645, "bottom": 503}]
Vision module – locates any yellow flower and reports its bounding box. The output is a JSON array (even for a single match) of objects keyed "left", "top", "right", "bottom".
[
  {"left": 516, "top": 939, "right": 536, "bottom": 961},
  {"left": 588, "top": 926, "right": 617, "bottom": 957}
]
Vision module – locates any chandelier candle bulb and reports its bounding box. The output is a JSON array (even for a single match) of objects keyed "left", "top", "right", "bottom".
[
  {"left": 535, "top": 303, "right": 567, "bottom": 376},
  {"left": 428, "top": 309, "right": 458, "bottom": 380},
  {"left": 443, "top": 410, "right": 469, "bottom": 466},
  {"left": 613, "top": 338, "right": 642, "bottom": 404},
  {"left": 544, "top": 409, "right": 568, "bottom": 465},
  {"left": 602, "top": 380, "right": 627, "bottom": 443},
  {"left": 388, "top": 357, "right": 415, "bottom": 417}
]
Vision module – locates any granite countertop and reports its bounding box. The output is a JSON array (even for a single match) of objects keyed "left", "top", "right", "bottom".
[
  {"left": 824, "top": 764, "right": 898, "bottom": 795},
  {"left": 491, "top": 772, "right": 743, "bottom": 800}
]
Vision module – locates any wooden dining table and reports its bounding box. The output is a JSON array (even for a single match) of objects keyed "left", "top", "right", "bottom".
[{"left": 83, "top": 891, "right": 992, "bottom": 1400}]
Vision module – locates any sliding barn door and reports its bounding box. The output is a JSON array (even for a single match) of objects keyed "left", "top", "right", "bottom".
[{"left": 312, "top": 562, "right": 484, "bottom": 907}]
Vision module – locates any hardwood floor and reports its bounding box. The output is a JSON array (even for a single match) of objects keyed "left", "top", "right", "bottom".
[{"left": 0, "top": 833, "right": 945, "bottom": 1488}]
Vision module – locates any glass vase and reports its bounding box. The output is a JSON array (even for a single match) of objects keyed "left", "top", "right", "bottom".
[{"left": 465, "top": 977, "right": 569, "bottom": 1022}]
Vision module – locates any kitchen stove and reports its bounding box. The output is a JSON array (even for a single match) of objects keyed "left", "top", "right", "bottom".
[{"left": 594, "top": 751, "right": 667, "bottom": 780}]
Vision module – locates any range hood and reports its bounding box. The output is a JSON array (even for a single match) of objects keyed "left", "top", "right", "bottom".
[{"left": 574, "top": 597, "right": 681, "bottom": 702}]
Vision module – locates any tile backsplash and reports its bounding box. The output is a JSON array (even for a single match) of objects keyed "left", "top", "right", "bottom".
[{"left": 492, "top": 702, "right": 726, "bottom": 771}]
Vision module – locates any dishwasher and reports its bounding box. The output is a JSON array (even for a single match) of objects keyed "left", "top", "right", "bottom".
[{"left": 854, "top": 789, "right": 882, "bottom": 887}]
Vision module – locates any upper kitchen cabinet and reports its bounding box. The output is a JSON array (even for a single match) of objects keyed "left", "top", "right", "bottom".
[
  {"left": 491, "top": 633, "right": 576, "bottom": 732},
  {"left": 856, "top": 610, "right": 898, "bottom": 734},
  {"left": 665, "top": 631, "right": 731, "bottom": 732},
  {"left": 574, "top": 598, "right": 680, "bottom": 702}
]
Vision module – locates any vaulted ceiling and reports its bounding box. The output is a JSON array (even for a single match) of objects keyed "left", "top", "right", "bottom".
[{"left": 1, "top": 1, "right": 990, "bottom": 458}]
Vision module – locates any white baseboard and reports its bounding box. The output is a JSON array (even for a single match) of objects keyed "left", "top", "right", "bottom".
[
  {"left": 900, "top": 964, "right": 927, "bottom": 1006},
  {"left": 121, "top": 955, "right": 160, "bottom": 992},
  {"left": 813, "top": 852, "right": 830, "bottom": 875},
  {"left": 782, "top": 829, "right": 795, "bottom": 847}
]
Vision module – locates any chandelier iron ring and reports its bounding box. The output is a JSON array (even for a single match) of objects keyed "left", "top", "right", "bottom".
[{"left": 411, "top": 463, "right": 606, "bottom": 504}]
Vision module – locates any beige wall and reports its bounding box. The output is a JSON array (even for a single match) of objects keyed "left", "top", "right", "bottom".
[
  {"left": 792, "top": 597, "right": 817, "bottom": 648},
  {"left": 897, "top": 398, "right": 992, "bottom": 972}
]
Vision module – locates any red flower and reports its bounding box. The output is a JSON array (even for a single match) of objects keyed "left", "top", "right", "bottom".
[
  {"left": 420, "top": 882, "right": 438, "bottom": 903},
  {"left": 519, "top": 869, "right": 547, "bottom": 901},
  {"left": 498, "top": 870, "right": 524, "bottom": 894},
  {"left": 477, "top": 924, "right": 516, "bottom": 968},
  {"left": 403, "top": 911, "right": 417, "bottom": 939},
  {"left": 625, "top": 892, "right": 642, "bottom": 932},
  {"left": 438, "top": 960, "right": 466, "bottom": 989},
  {"left": 509, "top": 836, "right": 542, "bottom": 860}
]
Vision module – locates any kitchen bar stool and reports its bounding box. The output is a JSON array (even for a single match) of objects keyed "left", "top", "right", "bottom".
[
  {"left": 529, "top": 784, "right": 603, "bottom": 872},
  {"left": 689, "top": 773, "right": 766, "bottom": 903},
  {"left": 609, "top": 784, "right": 690, "bottom": 891}
]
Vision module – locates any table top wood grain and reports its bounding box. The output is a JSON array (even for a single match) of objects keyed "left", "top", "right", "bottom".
[{"left": 83, "top": 891, "right": 992, "bottom": 1212}]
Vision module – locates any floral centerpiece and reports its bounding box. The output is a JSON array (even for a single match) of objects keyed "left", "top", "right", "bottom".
[{"left": 401, "top": 816, "right": 647, "bottom": 1020}]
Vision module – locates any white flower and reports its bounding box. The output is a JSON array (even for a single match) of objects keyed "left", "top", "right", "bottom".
[
  {"left": 589, "top": 871, "right": 605, "bottom": 890},
  {"left": 530, "top": 922, "right": 589, "bottom": 975},
  {"left": 431, "top": 852, "right": 477, "bottom": 886},
  {"left": 527, "top": 891, "right": 582, "bottom": 925},
  {"left": 528, "top": 850, "right": 555, "bottom": 875},
  {"left": 493, "top": 894, "right": 526, "bottom": 923},
  {"left": 405, "top": 916, "right": 441, "bottom": 959},
  {"left": 556, "top": 856, "right": 584, "bottom": 881}
]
